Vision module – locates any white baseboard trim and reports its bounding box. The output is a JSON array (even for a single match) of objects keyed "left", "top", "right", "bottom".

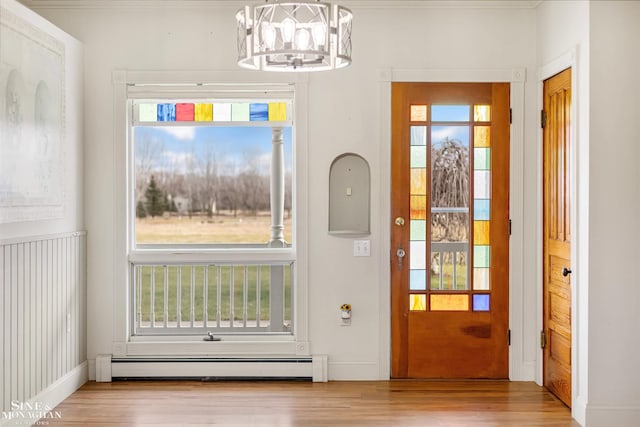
[
  {"left": 585, "top": 403, "right": 640, "bottom": 427},
  {"left": 1, "top": 362, "right": 88, "bottom": 427},
  {"left": 573, "top": 394, "right": 587, "bottom": 426},
  {"left": 520, "top": 361, "right": 536, "bottom": 381},
  {"left": 328, "top": 361, "right": 379, "bottom": 380}
]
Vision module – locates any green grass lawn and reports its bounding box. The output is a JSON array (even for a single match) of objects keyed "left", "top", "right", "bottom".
[{"left": 135, "top": 264, "right": 292, "bottom": 325}]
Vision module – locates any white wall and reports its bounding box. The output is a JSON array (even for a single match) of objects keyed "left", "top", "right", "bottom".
[
  {"left": 587, "top": 2, "right": 640, "bottom": 425},
  {"left": 0, "top": 0, "right": 86, "bottom": 424},
  {"left": 26, "top": 2, "right": 538, "bottom": 381}
]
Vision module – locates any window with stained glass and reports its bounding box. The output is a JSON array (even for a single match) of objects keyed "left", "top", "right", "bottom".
[
  {"left": 132, "top": 99, "right": 293, "bottom": 247},
  {"left": 408, "top": 103, "right": 493, "bottom": 312}
]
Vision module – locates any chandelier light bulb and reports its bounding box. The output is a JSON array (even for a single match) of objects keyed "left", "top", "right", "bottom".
[
  {"left": 311, "top": 24, "right": 326, "bottom": 49},
  {"left": 262, "top": 24, "right": 277, "bottom": 50},
  {"left": 295, "top": 29, "right": 311, "bottom": 51},
  {"left": 281, "top": 18, "right": 296, "bottom": 44}
]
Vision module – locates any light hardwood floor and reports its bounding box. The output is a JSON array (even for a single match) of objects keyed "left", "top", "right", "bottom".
[{"left": 44, "top": 380, "right": 580, "bottom": 426}]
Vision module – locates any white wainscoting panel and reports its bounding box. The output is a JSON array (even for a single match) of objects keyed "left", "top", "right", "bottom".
[{"left": 1, "top": 231, "right": 86, "bottom": 420}]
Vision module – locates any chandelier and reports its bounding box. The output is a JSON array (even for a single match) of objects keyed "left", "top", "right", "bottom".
[{"left": 236, "top": 0, "right": 353, "bottom": 72}]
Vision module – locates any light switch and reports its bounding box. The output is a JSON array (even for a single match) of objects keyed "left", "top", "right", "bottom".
[
  {"left": 346, "top": 187, "right": 352, "bottom": 196},
  {"left": 353, "top": 239, "right": 370, "bottom": 257}
]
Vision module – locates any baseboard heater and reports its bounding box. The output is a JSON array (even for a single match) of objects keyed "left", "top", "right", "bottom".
[{"left": 108, "top": 356, "right": 327, "bottom": 382}]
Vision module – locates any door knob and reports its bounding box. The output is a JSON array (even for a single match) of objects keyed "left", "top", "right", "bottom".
[
  {"left": 562, "top": 267, "right": 572, "bottom": 277},
  {"left": 395, "top": 217, "right": 405, "bottom": 226}
]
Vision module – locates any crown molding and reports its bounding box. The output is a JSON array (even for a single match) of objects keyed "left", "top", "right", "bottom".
[{"left": 18, "top": 0, "right": 544, "bottom": 10}]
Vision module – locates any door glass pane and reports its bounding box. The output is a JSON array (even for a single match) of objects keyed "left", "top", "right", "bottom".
[
  {"left": 411, "top": 146, "right": 427, "bottom": 168},
  {"left": 474, "top": 105, "right": 491, "bottom": 121},
  {"left": 410, "top": 220, "right": 426, "bottom": 241},
  {"left": 411, "top": 126, "right": 427, "bottom": 145},
  {"left": 474, "top": 245, "right": 490, "bottom": 268},
  {"left": 432, "top": 105, "right": 470, "bottom": 122},
  {"left": 473, "top": 268, "right": 490, "bottom": 290},
  {"left": 410, "top": 241, "right": 426, "bottom": 270},
  {"left": 474, "top": 148, "right": 491, "bottom": 170},
  {"left": 472, "top": 294, "right": 490, "bottom": 311},
  {"left": 430, "top": 294, "right": 469, "bottom": 311},
  {"left": 474, "top": 126, "right": 490, "bottom": 147},
  {"left": 431, "top": 125, "right": 469, "bottom": 291},
  {"left": 410, "top": 196, "right": 427, "bottom": 220},
  {"left": 410, "top": 169, "right": 427, "bottom": 195},
  {"left": 411, "top": 105, "right": 427, "bottom": 122},
  {"left": 430, "top": 251, "right": 468, "bottom": 290},
  {"left": 474, "top": 199, "right": 490, "bottom": 221},
  {"left": 473, "top": 221, "right": 490, "bottom": 245},
  {"left": 410, "top": 294, "right": 426, "bottom": 311},
  {"left": 410, "top": 270, "right": 427, "bottom": 291},
  {"left": 474, "top": 170, "right": 491, "bottom": 199}
]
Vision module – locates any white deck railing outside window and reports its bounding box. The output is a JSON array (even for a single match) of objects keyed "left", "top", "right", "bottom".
[{"left": 131, "top": 261, "right": 293, "bottom": 336}]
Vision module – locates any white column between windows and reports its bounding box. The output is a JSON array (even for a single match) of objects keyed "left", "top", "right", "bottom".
[
  {"left": 269, "top": 126, "right": 285, "bottom": 248},
  {"left": 269, "top": 126, "right": 286, "bottom": 331}
]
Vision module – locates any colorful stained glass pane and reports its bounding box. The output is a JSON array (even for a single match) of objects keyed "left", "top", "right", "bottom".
[
  {"left": 410, "top": 105, "right": 427, "bottom": 122},
  {"left": 410, "top": 169, "right": 427, "bottom": 195},
  {"left": 430, "top": 294, "right": 469, "bottom": 311},
  {"left": 474, "top": 170, "right": 491, "bottom": 199},
  {"left": 474, "top": 126, "right": 490, "bottom": 147},
  {"left": 195, "top": 104, "right": 213, "bottom": 121},
  {"left": 410, "top": 270, "right": 427, "bottom": 290},
  {"left": 474, "top": 148, "right": 491, "bottom": 170},
  {"left": 411, "top": 126, "right": 427, "bottom": 146},
  {"left": 474, "top": 199, "right": 490, "bottom": 221},
  {"left": 410, "top": 241, "right": 426, "bottom": 270},
  {"left": 410, "top": 195, "right": 427, "bottom": 220},
  {"left": 411, "top": 146, "right": 427, "bottom": 168},
  {"left": 268, "top": 102, "right": 287, "bottom": 121},
  {"left": 474, "top": 105, "right": 491, "bottom": 121},
  {"left": 474, "top": 221, "right": 490, "bottom": 245},
  {"left": 473, "top": 268, "right": 490, "bottom": 290},
  {"left": 431, "top": 105, "right": 470, "bottom": 122},
  {"left": 410, "top": 294, "right": 426, "bottom": 311},
  {"left": 474, "top": 245, "right": 490, "bottom": 268},
  {"left": 250, "top": 103, "right": 269, "bottom": 121},
  {"left": 410, "top": 220, "right": 426, "bottom": 241},
  {"left": 214, "top": 103, "right": 232, "bottom": 121},
  {"left": 231, "top": 103, "right": 250, "bottom": 121},
  {"left": 473, "top": 294, "right": 490, "bottom": 311},
  {"left": 139, "top": 104, "right": 157, "bottom": 122},
  {"left": 176, "top": 103, "right": 194, "bottom": 121},
  {"left": 157, "top": 103, "right": 176, "bottom": 121}
]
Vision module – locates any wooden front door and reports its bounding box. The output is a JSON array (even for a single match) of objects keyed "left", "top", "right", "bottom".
[
  {"left": 542, "top": 68, "right": 572, "bottom": 407},
  {"left": 391, "top": 83, "right": 510, "bottom": 378}
]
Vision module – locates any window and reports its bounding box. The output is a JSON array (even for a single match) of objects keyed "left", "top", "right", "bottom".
[{"left": 127, "top": 90, "right": 296, "bottom": 337}]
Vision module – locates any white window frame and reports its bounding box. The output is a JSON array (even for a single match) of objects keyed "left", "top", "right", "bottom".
[{"left": 112, "top": 70, "right": 310, "bottom": 357}]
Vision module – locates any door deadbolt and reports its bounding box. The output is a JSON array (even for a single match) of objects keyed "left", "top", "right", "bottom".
[{"left": 395, "top": 217, "right": 405, "bottom": 226}]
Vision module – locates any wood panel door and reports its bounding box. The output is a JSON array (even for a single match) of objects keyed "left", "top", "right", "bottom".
[
  {"left": 391, "top": 83, "right": 510, "bottom": 378},
  {"left": 543, "top": 68, "right": 572, "bottom": 407}
]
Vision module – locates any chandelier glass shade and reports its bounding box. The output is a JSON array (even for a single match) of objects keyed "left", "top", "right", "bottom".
[{"left": 236, "top": 0, "right": 353, "bottom": 72}]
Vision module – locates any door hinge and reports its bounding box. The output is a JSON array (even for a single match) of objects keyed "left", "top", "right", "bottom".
[
  {"left": 509, "top": 219, "right": 512, "bottom": 236},
  {"left": 509, "top": 108, "right": 512, "bottom": 124},
  {"left": 540, "top": 330, "right": 547, "bottom": 349},
  {"left": 508, "top": 329, "right": 511, "bottom": 346},
  {"left": 541, "top": 110, "right": 547, "bottom": 129}
]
